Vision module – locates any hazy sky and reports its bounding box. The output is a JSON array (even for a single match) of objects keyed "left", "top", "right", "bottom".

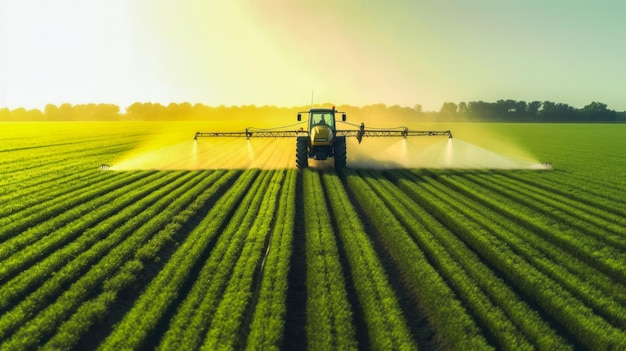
[{"left": 1, "top": 0, "right": 625, "bottom": 111}]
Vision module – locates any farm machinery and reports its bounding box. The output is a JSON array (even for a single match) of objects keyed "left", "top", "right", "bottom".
[{"left": 193, "top": 107, "right": 452, "bottom": 169}]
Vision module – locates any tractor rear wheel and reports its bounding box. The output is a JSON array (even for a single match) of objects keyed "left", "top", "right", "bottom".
[
  {"left": 296, "top": 137, "right": 309, "bottom": 169},
  {"left": 334, "top": 136, "right": 347, "bottom": 169}
]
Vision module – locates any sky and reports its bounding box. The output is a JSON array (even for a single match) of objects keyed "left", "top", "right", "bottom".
[{"left": 1, "top": 0, "right": 625, "bottom": 111}]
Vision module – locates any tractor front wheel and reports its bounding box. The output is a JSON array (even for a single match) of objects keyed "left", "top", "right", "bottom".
[
  {"left": 296, "top": 137, "right": 309, "bottom": 169},
  {"left": 334, "top": 136, "right": 347, "bottom": 169}
]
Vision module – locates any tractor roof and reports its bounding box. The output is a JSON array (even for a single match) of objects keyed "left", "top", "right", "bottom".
[{"left": 309, "top": 108, "right": 335, "bottom": 113}]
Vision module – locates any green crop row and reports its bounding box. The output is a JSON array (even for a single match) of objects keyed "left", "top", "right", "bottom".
[
  {"left": 0, "top": 140, "right": 133, "bottom": 183},
  {"left": 439, "top": 175, "right": 626, "bottom": 329},
  {"left": 0, "top": 171, "right": 190, "bottom": 313},
  {"left": 303, "top": 170, "right": 357, "bottom": 351},
  {"left": 0, "top": 171, "right": 207, "bottom": 349},
  {"left": 201, "top": 170, "right": 286, "bottom": 350},
  {"left": 40, "top": 170, "right": 236, "bottom": 350},
  {"left": 0, "top": 169, "right": 109, "bottom": 216},
  {"left": 545, "top": 170, "right": 626, "bottom": 207},
  {"left": 154, "top": 170, "right": 275, "bottom": 350},
  {"left": 0, "top": 170, "right": 154, "bottom": 242},
  {"left": 501, "top": 171, "right": 626, "bottom": 222},
  {"left": 365, "top": 170, "right": 570, "bottom": 350},
  {"left": 342, "top": 169, "right": 493, "bottom": 350},
  {"left": 0, "top": 171, "right": 173, "bottom": 276},
  {"left": 245, "top": 169, "right": 297, "bottom": 350},
  {"left": 438, "top": 172, "right": 626, "bottom": 306},
  {"left": 99, "top": 169, "right": 261, "bottom": 350},
  {"left": 468, "top": 173, "right": 626, "bottom": 282},
  {"left": 483, "top": 173, "right": 625, "bottom": 248},
  {"left": 396, "top": 170, "right": 626, "bottom": 349},
  {"left": 322, "top": 172, "right": 417, "bottom": 350},
  {"left": 413, "top": 170, "right": 626, "bottom": 329},
  {"left": 385, "top": 169, "right": 574, "bottom": 350}
]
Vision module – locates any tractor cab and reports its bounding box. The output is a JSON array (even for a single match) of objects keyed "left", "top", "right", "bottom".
[
  {"left": 309, "top": 110, "right": 336, "bottom": 130},
  {"left": 307, "top": 109, "right": 335, "bottom": 148},
  {"left": 298, "top": 107, "right": 346, "bottom": 145},
  {"left": 296, "top": 107, "right": 347, "bottom": 166}
]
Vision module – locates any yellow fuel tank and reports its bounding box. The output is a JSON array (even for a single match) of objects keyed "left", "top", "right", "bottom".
[{"left": 310, "top": 125, "right": 333, "bottom": 146}]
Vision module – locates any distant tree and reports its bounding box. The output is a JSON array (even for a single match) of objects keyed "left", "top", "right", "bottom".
[
  {"left": 126, "top": 102, "right": 144, "bottom": 120},
  {"left": 540, "top": 101, "right": 577, "bottom": 121},
  {"left": 178, "top": 102, "right": 193, "bottom": 119},
  {"left": 457, "top": 102, "right": 468, "bottom": 115},
  {"left": 493, "top": 100, "right": 508, "bottom": 119},
  {"left": 44, "top": 104, "right": 60, "bottom": 120},
  {"left": 527, "top": 101, "right": 542, "bottom": 119},
  {"left": 93, "top": 104, "right": 120, "bottom": 120},
  {"left": 440, "top": 102, "right": 458, "bottom": 117},
  {"left": 413, "top": 104, "right": 423, "bottom": 114},
  {"left": 389, "top": 104, "right": 414, "bottom": 119},
  {"left": 126, "top": 102, "right": 168, "bottom": 120},
  {"left": 59, "top": 103, "right": 74, "bottom": 120},
  {"left": 539, "top": 101, "right": 555, "bottom": 121},
  {"left": 514, "top": 100, "right": 528, "bottom": 119},
  {"left": 467, "top": 101, "right": 494, "bottom": 120},
  {"left": 361, "top": 103, "right": 388, "bottom": 120},
  {"left": 580, "top": 101, "right": 616, "bottom": 121},
  {"left": 27, "top": 109, "right": 44, "bottom": 120},
  {"left": 11, "top": 107, "right": 28, "bottom": 120},
  {"left": 167, "top": 102, "right": 180, "bottom": 119},
  {"left": 0, "top": 108, "right": 10, "bottom": 121}
]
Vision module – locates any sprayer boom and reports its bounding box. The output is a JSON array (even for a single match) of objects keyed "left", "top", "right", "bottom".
[
  {"left": 336, "top": 124, "right": 452, "bottom": 143},
  {"left": 194, "top": 129, "right": 307, "bottom": 140},
  {"left": 193, "top": 107, "right": 453, "bottom": 169},
  {"left": 194, "top": 125, "right": 452, "bottom": 142}
]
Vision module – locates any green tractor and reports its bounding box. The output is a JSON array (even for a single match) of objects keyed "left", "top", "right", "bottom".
[{"left": 296, "top": 107, "right": 347, "bottom": 169}]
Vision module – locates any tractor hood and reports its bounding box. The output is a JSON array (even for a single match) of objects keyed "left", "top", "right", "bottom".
[{"left": 310, "top": 125, "right": 333, "bottom": 146}]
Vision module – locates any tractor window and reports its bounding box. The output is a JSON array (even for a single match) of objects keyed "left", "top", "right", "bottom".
[{"left": 311, "top": 113, "right": 334, "bottom": 129}]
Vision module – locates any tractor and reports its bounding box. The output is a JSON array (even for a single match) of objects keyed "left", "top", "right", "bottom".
[
  {"left": 193, "top": 105, "right": 452, "bottom": 169},
  {"left": 296, "top": 107, "right": 347, "bottom": 169}
]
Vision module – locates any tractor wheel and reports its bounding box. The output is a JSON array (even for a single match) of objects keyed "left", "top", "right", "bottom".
[
  {"left": 296, "top": 137, "right": 309, "bottom": 169},
  {"left": 334, "top": 136, "right": 347, "bottom": 169}
]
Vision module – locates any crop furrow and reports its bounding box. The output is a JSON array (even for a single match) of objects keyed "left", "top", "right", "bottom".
[
  {"left": 396, "top": 171, "right": 626, "bottom": 349},
  {"left": 407, "top": 170, "right": 626, "bottom": 330},
  {"left": 468, "top": 173, "right": 626, "bottom": 281},
  {"left": 0, "top": 142, "right": 135, "bottom": 179},
  {"left": 343, "top": 169, "right": 493, "bottom": 350},
  {"left": 440, "top": 173, "right": 626, "bottom": 305},
  {"left": 98, "top": 169, "right": 260, "bottom": 350},
  {"left": 245, "top": 169, "right": 297, "bottom": 350},
  {"left": 486, "top": 173, "right": 626, "bottom": 241},
  {"left": 375, "top": 170, "right": 571, "bottom": 350},
  {"left": 0, "top": 170, "right": 110, "bottom": 212},
  {"left": 0, "top": 170, "right": 153, "bottom": 242},
  {"left": 0, "top": 171, "right": 199, "bottom": 343},
  {"left": 323, "top": 171, "right": 417, "bottom": 350},
  {"left": 156, "top": 170, "right": 276, "bottom": 351},
  {"left": 555, "top": 171, "right": 626, "bottom": 202},
  {"left": 201, "top": 171, "right": 286, "bottom": 350},
  {"left": 303, "top": 170, "right": 357, "bottom": 351},
  {"left": 500, "top": 171, "right": 626, "bottom": 220},
  {"left": 40, "top": 170, "right": 236, "bottom": 350},
  {"left": 0, "top": 171, "right": 173, "bottom": 269},
  {"left": 0, "top": 170, "right": 211, "bottom": 349}
]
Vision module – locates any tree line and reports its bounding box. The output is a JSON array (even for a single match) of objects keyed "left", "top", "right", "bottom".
[
  {"left": 1, "top": 100, "right": 624, "bottom": 122},
  {"left": 436, "top": 100, "right": 624, "bottom": 122}
]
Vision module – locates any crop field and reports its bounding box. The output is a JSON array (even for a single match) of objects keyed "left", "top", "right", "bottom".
[{"left": 1, "top": 122, "right": 625, "bottom": 350}]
